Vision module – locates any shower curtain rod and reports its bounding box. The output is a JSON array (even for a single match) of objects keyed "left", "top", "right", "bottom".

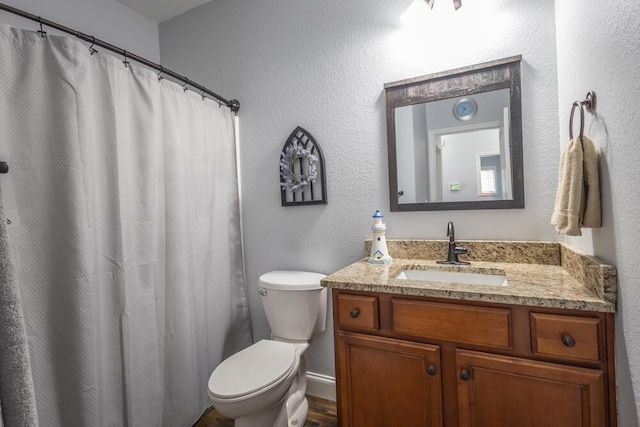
[{"left": 0, "top": 2, "right": 240, "bottom": 113}]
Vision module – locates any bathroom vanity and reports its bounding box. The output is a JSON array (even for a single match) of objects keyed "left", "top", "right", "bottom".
[{"left": 322, "top": 240, "right": 617, "bottom": 427}]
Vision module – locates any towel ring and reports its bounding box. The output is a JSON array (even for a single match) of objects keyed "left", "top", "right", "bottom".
[
  {"left": 569, "top": 101, "right": 585, "bottom": 140},
  {"left": 569, "top": 91, "right": 596, "bottom": 140}
]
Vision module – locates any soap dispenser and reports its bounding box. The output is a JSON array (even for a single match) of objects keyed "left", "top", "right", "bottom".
[{"left": 368, "top": 210, "right": 392, "bottom": 265}]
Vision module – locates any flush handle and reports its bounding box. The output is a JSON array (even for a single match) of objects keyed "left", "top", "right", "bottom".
[
  {"left": 350, "top": 308, "right": 360, "bottom": 318},
  {"left": 561, "top": 334, "right": 576, "bottom": 348},
  {"left": 258, "top": 287, "right": 267, "bottom": 296}
]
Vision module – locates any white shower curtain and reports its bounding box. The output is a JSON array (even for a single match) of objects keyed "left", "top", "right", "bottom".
[{"left": 0, "top": 24, "right": 252, "bottom": 426}]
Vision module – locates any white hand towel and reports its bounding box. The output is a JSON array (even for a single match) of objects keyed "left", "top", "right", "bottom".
[{"left": 551, "top": 136, "right": 601, "bottom": 236}]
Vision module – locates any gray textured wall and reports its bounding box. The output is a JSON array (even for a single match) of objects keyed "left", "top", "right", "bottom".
[
  {"left": 555, "top": 1, "right": 640, "bottom": 424},
  {"left": 159, "top": 0, "right": 560, "bottom": 377}
]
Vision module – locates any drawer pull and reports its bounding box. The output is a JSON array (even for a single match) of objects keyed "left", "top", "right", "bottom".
[
  {"left": 350, "top": 308, "right": 360, "bottom": 318},
  {"left": 427, "top": 365, "right": 437, "bottom": 376},
  {"left": 561, "top": 334, "right": 576, "bottom": 348},
  {"left": 459, "top": 369, "right": 470, "bottom": 381}
]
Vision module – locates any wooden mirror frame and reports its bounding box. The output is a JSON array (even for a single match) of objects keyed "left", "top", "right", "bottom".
[{"left": 385, "top": 56, "right": 524, "bottom": 211}]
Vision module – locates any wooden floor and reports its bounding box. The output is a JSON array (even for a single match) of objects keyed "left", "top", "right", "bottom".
[{"left": 193, "top": 395, "right": 337, "bottom": 427}]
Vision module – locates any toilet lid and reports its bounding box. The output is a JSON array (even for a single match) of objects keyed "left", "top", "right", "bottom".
[
  {"left": 208, "top": 340, "right": 296, "bottom": 399},
  {"left": 259, "top": 270, "right": 326, "bottom": 291}
]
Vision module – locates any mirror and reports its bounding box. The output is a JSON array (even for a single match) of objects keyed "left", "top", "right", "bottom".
[{"left": 385, "top": 56, "right": 523, "bottom": 211}]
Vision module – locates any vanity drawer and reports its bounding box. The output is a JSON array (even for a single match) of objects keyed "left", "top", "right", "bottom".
[
  {"left": 391, "top": 299, "right": 512, "bottom": 349},
  {"left": 531, "top": 313, "right": 601, "bottom": 362},
  {"left": 337, "top": 294, "right": 379, "bottom": 331}
]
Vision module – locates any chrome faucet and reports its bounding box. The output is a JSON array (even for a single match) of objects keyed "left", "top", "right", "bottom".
[{"left": 437, "top": 222, "right": 470, "bottom": 265}]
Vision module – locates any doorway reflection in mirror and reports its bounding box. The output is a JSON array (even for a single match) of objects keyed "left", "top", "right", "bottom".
[{"left": 395, "top": 88, "right": 512, "bottom": 204}]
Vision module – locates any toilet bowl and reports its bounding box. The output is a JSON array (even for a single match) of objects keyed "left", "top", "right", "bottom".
[
  {"left": 207, "top": 271, "right": 327, "bottom": 427},
  {"left": 208, "top": 340, "right": 306, "bottom": 426}
]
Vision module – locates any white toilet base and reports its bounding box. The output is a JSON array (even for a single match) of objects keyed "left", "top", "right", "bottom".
[
  {"left": 273, "top": 357, "right": 308, "bottom": 427},
  {"left": 234, "top": 356, "right": 309, "bottom": 427},
  {"left": 234, "top": 395, "right": 286, "bottom": 427},
  {"left": 285, "top": 397, "right": 308, "bottom": 427}
]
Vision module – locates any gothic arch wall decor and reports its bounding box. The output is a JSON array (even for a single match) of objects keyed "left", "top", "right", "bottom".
[{"left": 279, "top": 127, "right": 327, "bottom": 206}]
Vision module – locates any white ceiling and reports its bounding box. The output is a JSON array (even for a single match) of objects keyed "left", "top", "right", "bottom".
[{"left": 116, "top": 0, "right": 212, "bottom": 23}]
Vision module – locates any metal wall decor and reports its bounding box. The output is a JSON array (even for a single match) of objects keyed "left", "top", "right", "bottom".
[{"left": 279, "top": 127, "right": 327, "bottom": 206}]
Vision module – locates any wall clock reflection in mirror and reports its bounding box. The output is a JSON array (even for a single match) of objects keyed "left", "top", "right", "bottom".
[{"left": 453, "top": 97, "right": 477, "bottom": 121}]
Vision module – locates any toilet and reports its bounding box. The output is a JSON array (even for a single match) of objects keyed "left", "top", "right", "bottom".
[{"left": 207, "top": 270, "right": 327, "bottom": 427}]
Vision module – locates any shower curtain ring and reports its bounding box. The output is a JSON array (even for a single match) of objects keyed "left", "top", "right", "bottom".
[
  {"left": 201, "top": 88, "right": 206, "bottom": 101},
  {"left": 183, "top": 79, "right": 189, "bottom": 92},
  {"left": 89, "top": 36, "right": 97, "bottom": 56},
  {"left": 37, "top": 16, "right": 46, "bottom": 39},
  {"left": 157, "top": 66, "right": 164, "bottom": 81},
  {"left": 122, "top": 50, "right": 130, "bottom": 69}
]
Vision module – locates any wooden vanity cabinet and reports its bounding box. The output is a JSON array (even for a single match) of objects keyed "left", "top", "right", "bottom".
[
  {"left": 332, "top": 290, "right": 616, "bottom": 427},
  {"left": 338, "top": 332, "right": 443, "bottom": 426},
  {"left": 456, "top": 349, "right": 606, "bottom": 427}
]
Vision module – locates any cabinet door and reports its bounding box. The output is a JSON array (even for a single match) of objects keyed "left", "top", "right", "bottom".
[
  {"left": 337, "top": 332, "right": 443, "bottom": 427},
  {"left": 456, "top": 349, "right": 606, "bottom": 427}
]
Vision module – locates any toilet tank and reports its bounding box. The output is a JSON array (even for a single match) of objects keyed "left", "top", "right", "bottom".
[{"left": 259, "top": 271, "right": 327, "bottom": 342}]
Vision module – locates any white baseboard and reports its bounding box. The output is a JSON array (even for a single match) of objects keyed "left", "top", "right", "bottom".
[{"left": 306, "top": 371, "right": 336, "bottom": 401}]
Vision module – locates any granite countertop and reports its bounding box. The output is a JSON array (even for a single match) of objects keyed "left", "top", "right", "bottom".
[{"left": 321, "top": 240, "right": 617, "bottom": 313}]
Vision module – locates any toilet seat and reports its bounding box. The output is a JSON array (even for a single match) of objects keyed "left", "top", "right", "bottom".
[
  {"left": 208, "top": 340, "right": 297, "bottom": 400},
  {"left": 260, "top": 270, "right": 326, "bottom": 291}
]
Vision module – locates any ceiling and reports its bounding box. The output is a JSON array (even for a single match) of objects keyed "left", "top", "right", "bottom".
[{"left": 116, "top": 0, "right": 212, "bottom": 23}]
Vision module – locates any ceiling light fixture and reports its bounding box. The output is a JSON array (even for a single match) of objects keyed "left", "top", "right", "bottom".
[{"left": 424, "top": 0, "right": 462, "bottom": 10}]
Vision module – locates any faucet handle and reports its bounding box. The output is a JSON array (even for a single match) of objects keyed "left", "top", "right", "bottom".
[{"left": 454, "top": 246, "right": 469, "bottom": 255}]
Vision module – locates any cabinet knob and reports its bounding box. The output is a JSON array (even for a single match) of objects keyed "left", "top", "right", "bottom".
[
  {"left": 427, "top": 364, "right": 437, "bottom": 376},
  {"left": 459, "top": 369, "right": 470, "bottom": 381},
  {"left": 350, "top": 308, "right": 360, "bottom": 318},
  {"left": 561, "top": 334, "right": 576, "bottom": 348}
]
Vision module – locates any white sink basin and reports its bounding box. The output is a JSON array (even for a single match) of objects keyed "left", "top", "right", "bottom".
[{"left": 395, "top": 269, "right": 508, "bottom": 287}]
